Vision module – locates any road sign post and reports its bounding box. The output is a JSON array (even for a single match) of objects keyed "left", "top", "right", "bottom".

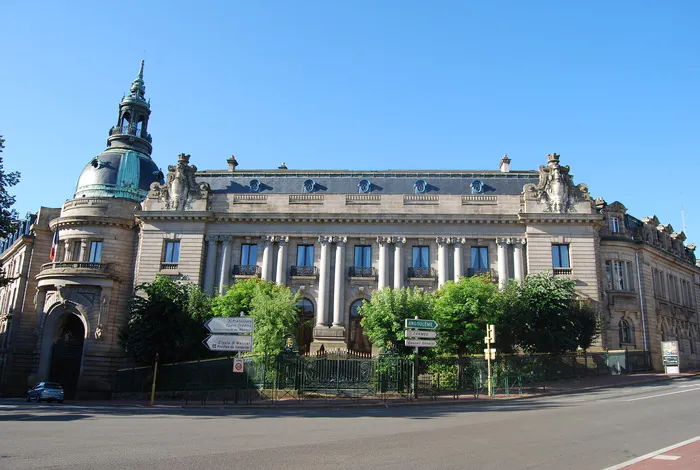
[
  {"left": 203, "top": 334, "right": 253, "bottom": 352},
  {"left": 485, "top": 324, "right": 496, "bottom": 396}
]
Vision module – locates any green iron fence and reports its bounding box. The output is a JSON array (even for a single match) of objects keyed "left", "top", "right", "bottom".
[{"left": 114, "top": 350, "right": 652, "bottom": 405}]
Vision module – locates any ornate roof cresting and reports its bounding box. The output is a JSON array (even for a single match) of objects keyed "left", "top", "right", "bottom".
[{"left": 523, "top": 153, "right": 590, "bottom": 213}]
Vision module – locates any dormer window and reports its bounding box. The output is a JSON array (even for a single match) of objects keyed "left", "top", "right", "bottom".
[{"left": 610, "top": 217, "right": 620, "bottom": 233}]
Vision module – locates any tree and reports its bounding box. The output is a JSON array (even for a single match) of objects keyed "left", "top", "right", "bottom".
[
  {"left": 433, "top": 275, "right": 500, "bottom": 357},
  {"left": 0, "top": 136, "right": 21, "bottom": 288},
  {"left": 119, "top": 275, "right": 212, "bottom": 364},
  {"left": 498, "top": 272, "right": 599, "bottom": 354},
  {"left": 210, "top": 278, "right": 299, "bottom": 360},
  {"left": 358, "top": 287, "right": 434, "bottom": 356}
]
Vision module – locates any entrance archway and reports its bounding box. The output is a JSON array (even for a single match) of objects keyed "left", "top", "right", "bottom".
[
  {"left": 48, "top": 313, "right": 85, "bottom": 399},
  {"left": 348, "top": 299, "right": 371, "bottom": 354}
]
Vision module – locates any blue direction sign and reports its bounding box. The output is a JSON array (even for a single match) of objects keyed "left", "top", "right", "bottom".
[{"left": 405, "top": 319, "right": 438, "bottom": 330}]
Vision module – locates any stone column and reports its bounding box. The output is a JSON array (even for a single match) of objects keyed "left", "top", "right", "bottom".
[
  {"left": 80, "top": 240, "right": 88, "bottom": 262},
  {"left": 218, "top": 236, "right": 232, "bottom": 294},
  {"left": 513, "top": 239, "right": 526, "bottom": 282},
  {"left": 63, "top": 241, "right": 72, "bottom": 262},
  {"left": 453, "top": 237, "right": 465, "bottom": 281},
  {"left": 437, "top": 237, "right": 450, "bottom": 287},
  {"left": 275, "top": 237, "right": 289, "bottom": 285},
  {"left": 203, "top": 236, "right": 219, "bottom": 296},
  {"left": 377, "top": 237, "right": 390, "bottom": 289},
  {"left": 332, "top": 237, "right": 347, "bottom": 327},
  {"left": 393, "top": 237, "right": 406, "bottom": 289},
  {"left": 316, "top": 236, "right": 331, "bottom": 327},
  {"left": 497, "top": 238, "right": 509, "bottom": 289},
  {"left": 261, "top": 237, "right": 273, "bottom": 281}
]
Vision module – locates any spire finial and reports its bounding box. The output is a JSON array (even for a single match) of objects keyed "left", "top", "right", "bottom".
[{"left": 128, "top": 60, "right": 146, "bottom": 101}]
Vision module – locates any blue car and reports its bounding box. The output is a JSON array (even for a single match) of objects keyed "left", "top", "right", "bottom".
[{"left": 26, "top": 382, "right": 64, "bottom": 403}]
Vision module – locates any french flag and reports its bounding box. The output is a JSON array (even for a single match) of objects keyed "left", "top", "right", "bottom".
[{"left": 49, "top": 229, "right": 60, "bottom": 261}]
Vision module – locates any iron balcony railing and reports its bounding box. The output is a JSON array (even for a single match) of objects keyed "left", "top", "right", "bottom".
[
  {"left": 348, "top": 266, "right": 376, "bottom": 278},
  {"left": 290, "top": 265, "right": 318, "bottom": 277},
  {"left": 552, "top": 267, "right": 573, "bottom": 276},
  {"left": 160, "top": 262, "right": 179, "bottom": 271},
  {"left": 109, "top": 125, "right": 153, "bottom": 143},
  {"left": 407, "top": 267, "right": 436, "bottom": 278},
  {"left": 41, "top": 262, "right": 106, "bottom": 272},
  {"left": 467, "top": 267, "right": 492, "bottom": 277},
  {"left": 233, "top": 265, "right": 260, "bottom": 276}
]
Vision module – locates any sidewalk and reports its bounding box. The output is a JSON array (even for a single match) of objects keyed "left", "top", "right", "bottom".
[
  {"left": 604, "top": 436, "right": 700, "bottom": 470},
  {"left": 81, "top": 371, "right": 700, "bottom": 409}
]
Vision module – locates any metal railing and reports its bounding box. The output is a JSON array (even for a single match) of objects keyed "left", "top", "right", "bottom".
[
  {"left": 109, "top": 125, "right": 153, "bottom": 142},
  {"left": 467, "top": 268, "right": 492, "bottom": 277},
  {"left": 114, "top": 350, "right": 652, "bottom": 405},
  {"left": 348, "top": 266, "right": 376, "bottom": 278},
  {"left": 41, "top": 261, "right": 106, "bottom": 272},
  {"left": 160, "top": 262, "right": 179, "bottom": 271},
  {"left": 553, "top": 267, "right": 573, "bottom": 276},
  {"left": 408, "top": 267, "right": 436, "bottom": 278},
  {"left": 233, "top": 265, "right": 261, "bottom": 276},
  {"left": 290, "top": 266, "right": 318, "bottom": 277}
]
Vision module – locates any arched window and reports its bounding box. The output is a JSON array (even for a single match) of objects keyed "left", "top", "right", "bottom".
[
  {"left": 348, "top": 299, "right": 371, "bottom": 354},
  {"left": 296, "top": 298, "right": 314, "bottom": 354},
  {"left": 136, "top": 119, "right": 143, "bottom": 136},
  {"left": 121, "top": 113, "right": 130, "bottom": 132},
  {"left": 619, "top": 319, "right": 632, "bottom": 346}
]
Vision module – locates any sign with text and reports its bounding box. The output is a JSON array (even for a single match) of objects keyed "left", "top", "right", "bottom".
[
  {"left": 661, "top": 341, "right": 680, "bottom": 370},
  {"left": 203, "top": 334, "right": 253, "bottom": 352},
  {"left": 404, "top": 319, "right": 438, "bottom": 330},
  {"left": 405, "top": 339, "right": 437, "bottom": 348},
  {"left": 405, "top": 329, "right": 437, "bottom": 339},
  {"left": 205, "top": 317, "right": 255, "bottom": 334},
  {"left": 232, "top": 357, "right": 245, "bottom": 373}
]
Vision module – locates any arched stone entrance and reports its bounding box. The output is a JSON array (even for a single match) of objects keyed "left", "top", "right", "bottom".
[
  {"left": 38, "top": 307, "right": 87, "bottom": 400},
  {"left": 348, "top": 299, "right": 371, "bottom": 354},
  {"left": 296, "top": 298, "right": 314, "bottom": 354}
]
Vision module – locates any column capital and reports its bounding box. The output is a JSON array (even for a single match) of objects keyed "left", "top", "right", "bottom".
[
  {"left": 453, "top": 237, "right": 466, "bottom": 246},
  {"left": 511, "top": 238, "right": 527, "bottom": 246},
  {"left": 220, "top": 235, "right": 233, "bottom": 244},
  {"left": 205, "top": 235, "right": 220, "bottom": 243},
  {"left": 377, "top": 236, "right": 391, "bottom": 246},
  {"left": 318, "top": 235, "right": 332, "bottom": 245},
  {"left": 271, "top": 235, "right": 289, "bottom": 245},
  {"left": 436, "top": 237, "right": 453, "bottom": 245},
  {"left": 393, "top": 237, "right": 406, "bottom": 246},
  {"left": 496, "top": 237, "right": 510, "bottom": 246},
  {"left": 332, "top": 236, "right": 347, "bottom": 246}
]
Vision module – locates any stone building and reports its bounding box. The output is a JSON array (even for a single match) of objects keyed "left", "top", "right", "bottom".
[{"left": 0, "top": 63, "right": 698, "bottom": 397}]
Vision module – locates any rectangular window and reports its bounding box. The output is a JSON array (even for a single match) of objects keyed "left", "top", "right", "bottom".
[
  {"left": 610, "top": 217, "right": 620, "bottom": 233},
  {"left": 605, "top": 260, "right": 634, "bottom": 291},
  {"left": 240, "top": 244, "right": 258, "bottom": 266},
  {"left": 470, "top": 247, "right": 489, "bottom": 270},
  {"left": 412, "top": 246, "right": 430, "bottom": 268},
  {"left": 297, "top": 245, "right": 314, "bottom": 267},
  {"left": 353, "top": 245, "right": 372, "bottom": 267},
  {"left": 72, "top": 240, "right": 81, "bottom": 261},
  {"left": 88, "top": 241, "right": 102, "bottom": 263},
  {"left": 552, "top": 244, "right": 570, "bottom": 268},
  {"left": 163, "top": 241, "right": 180, "bottom": 263}
]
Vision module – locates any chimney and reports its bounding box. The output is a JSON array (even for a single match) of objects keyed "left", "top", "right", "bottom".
[
  {"left": 227, "top": 155, "right": 239, "bottom": 171},
  {"left": 499, "top": 154, "right": 511, "bottom": 173}
]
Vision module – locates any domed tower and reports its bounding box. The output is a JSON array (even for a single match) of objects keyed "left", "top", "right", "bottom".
[{"left": 33, "top": 62, "right": 163, "bottom": 399}]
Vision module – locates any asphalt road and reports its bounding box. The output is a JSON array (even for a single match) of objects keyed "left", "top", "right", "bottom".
[{"left": 1, "top": 377, "right": 700, "bottom": 470}]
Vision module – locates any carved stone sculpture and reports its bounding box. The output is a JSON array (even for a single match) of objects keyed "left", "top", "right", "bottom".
[
  {"left": 148, "top": 153, "right": 210, "bottom": 210},
  {"left": 525, "top": 153, "right": 590, "bottom": 213}
]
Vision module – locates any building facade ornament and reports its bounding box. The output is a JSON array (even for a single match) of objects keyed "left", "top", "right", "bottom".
[
  {"left": 525, "top": 153, "right": 590, "bottom": 213},
  {"left": 149, "top": 153, "right": 210, "bottom": 210}
]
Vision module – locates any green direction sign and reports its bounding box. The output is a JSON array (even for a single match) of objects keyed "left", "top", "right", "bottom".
[{"left": 405, "top": 319, "right": 438, "bottom": 330}]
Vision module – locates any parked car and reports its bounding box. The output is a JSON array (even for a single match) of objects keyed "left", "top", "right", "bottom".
[{"left": 26, "top": 382, "right": 64, "bottom": 403}]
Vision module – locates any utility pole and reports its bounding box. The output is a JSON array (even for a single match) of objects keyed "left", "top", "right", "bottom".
[{"left": 150, "top": 353, "right": 159, "bottom": 406}]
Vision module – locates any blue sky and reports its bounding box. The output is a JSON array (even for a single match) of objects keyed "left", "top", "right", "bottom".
[{"left": 1, "top": 1, "right": 698, "bottom": 244}]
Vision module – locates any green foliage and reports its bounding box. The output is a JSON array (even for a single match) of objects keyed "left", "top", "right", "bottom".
[
  {"left": 0, "top": 136, "right": 21, "bottom": 288},
  {"left": 358, "top": 287, "right": 434, "bottom": 356},
  {"left": 211, "top": 278, "right": 300, "bottom": 359},
  {"left": 433, "top": 275, "right": 499, "bottom": 356},
  {"left": 119, "top": 275, "right": 212, "bottom": 364},
  {"left": 498, "top": 272, "right": 599, "bottom": 354}
]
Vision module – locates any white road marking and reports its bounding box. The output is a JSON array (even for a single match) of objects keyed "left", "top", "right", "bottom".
[
  {"left": 601, "top": 435, "right": 700, "bottom": 469},
  {"left": 625, "top": 386, "right": 700, "bottom": 401},
  {"left": 651, "top": 455, "right": 681, "bottom": 460},
  {"left": 679, "top": 384, "right": 698, "bottom": 388}
]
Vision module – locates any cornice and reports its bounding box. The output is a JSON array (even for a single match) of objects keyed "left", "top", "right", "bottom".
[
  {"left": 135, "top": 211, "right": 213, "bottom": 221},
  {"left": 50, "top": 216, "right": 136, "bottom": 230},
  {"left": 210, "top": 213, "right": 523, "bottom": 225},
  {"left": 0, "top": 235, "right": 34, "bottom": 261},
  {"left": 518, "top": 212, "right": 604, "bottom": 224}
]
